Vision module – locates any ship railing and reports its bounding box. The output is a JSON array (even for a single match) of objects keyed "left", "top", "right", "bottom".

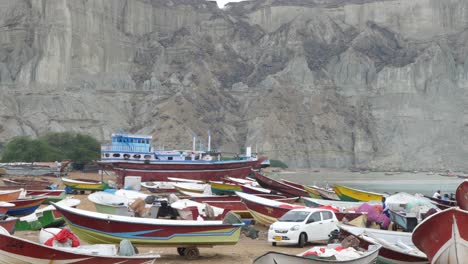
[{"left": 101, "top": 145, "right": 152, "bottom": 152}]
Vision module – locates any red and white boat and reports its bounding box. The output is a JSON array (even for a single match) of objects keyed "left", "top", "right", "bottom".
[
  {"left": 456, "top": 180, "right": 467, "bottom": 210},
  {"left": 254, "top": 171, "right": 308, "bottom": 197},
  {"left": 99, "top": 132, "right": 266, "bottom": 184},
  {"left": 412, "top": 207, "right": 468, "bottom": 263}
]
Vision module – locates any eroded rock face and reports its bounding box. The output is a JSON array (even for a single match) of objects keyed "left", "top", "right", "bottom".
[{"left": 1, "top": 0, "right": 468, "bottom": 171}]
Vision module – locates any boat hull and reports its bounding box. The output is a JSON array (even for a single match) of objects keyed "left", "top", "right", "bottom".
[
  {"left": 52, "top": 203, "right": 243, "bottom": 246},
  {"left": 0, "top": 218, "right": 17, "bottom": 235},
  {"left": 333, "top": 184, "right": 383, "bottom": 202},
  {"left": 254, "top": 172, "right": 308, "bottom": 197},
  {"left": 6, "top": 197, "right": 47, "bottom": 216},
  {"left": 210, "top": 182, "right": 242, "bottom": 195},
  {"left": 62, "top": 178, "right": 109, "bottom": 191},
  {"left": 15, "top": 210, "right": 65, "bottom": 231},
  {"left": 0, "top": 190, "right": 22, "bottom": 202},
  {"left": 456, "top": 180, "right": 468, "bottom": 210},
  {"left": 412, "top": 207, "right": 468, "bottom": 264}
]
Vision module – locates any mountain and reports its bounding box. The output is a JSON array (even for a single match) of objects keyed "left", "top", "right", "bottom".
[{"left": 1, "top": 0, "right": 468, "bottom": 171}]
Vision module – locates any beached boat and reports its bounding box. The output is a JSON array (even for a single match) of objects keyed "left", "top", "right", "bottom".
[
  {"left": 0, "top": 202, "right": 15, "bottom": 215},
  {"left": 62, "top": 177, "right": 109, "bottom": 191},
  {"left": 6, "top": 197, "right": 47, "bottom": 216},
  {"left": 302, "top": 185, "right": 323, "bottom": 199},
  {"left": 52, "top": 201, "right": 245, "bottom": 257},
  {"left": 423, "top": 195, "right": 457, "bottom": 209},
  {"left": 302, "top": 197, "right": 380, "bottom": 209},
  {"left": 333, "top": 184, "right": 384, "bottom": 202},
  {"left": 235, "top": 192, "right": 304, "bottom": 226},
  {"left": 0, "top": 161, "right": 70, "bottom": 177},
  {"left": 455, "top": 180, "right": 467, "bottom": 210},
  {"left": 253, "top": 244, "right": 382, "bottom": 264},
  {"left": 240, "top": 184, "right": 272, "bottom": 194},
  {"left": 0, "top": 189, "right": 23, "bottom": 202},
  {"left": 167, "top": 177, "right": 205, "bottom": 183},
  {"left": 99, "top": 132, "right": 266, "bottom": 184},
  {"left": 0, "top": 226, "right": 159, "bottom": 263},
  {"left": 224, "top": 176, "right": 258, "bottom": 186},
  {"left": 25, "top": 189, "right": 67, "bottom": 204},
  {"left": 141, "top": 181, "right": 177, "bottom": 193},
  {"left": 306, "top": 185, "right": 340, "bottom": 201},
  {"left": 412, "top": 207, "right": 468, "bottom": 263},
  {"left": 0, "top": 217, "right": 18, "bottom": 234},
  {"left": 338, "top": 224, "right": 428, "bottom": 263},
  {"left": 173, "top": 182, "right": 210, "bottom": 194},
  {"left": 254, "top": 171, "right": 308, "bottom": 197},
  {"left": 209, "top": 181, "right": 242, "bottom": 195},
  {"left": 2, "top": 177, "right": 53, "bottom": 190},
  {"left": 15, "top": 198, "right": 81, "bottom": 231}
]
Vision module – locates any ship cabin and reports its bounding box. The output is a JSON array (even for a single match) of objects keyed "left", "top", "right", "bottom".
[{"left": 101, "top": 133, "right": 156, "bottom": 161}]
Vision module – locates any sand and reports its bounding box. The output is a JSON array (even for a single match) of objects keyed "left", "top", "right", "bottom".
[{"left": 13, "top": 171, "right": 306, "bottom": 263}]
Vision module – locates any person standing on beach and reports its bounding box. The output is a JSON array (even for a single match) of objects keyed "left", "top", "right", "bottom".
[
  {"left": 432, "top": 190, "right": 441, "bottom": 199},
  {"left": 382, "top": 197, "right": 390, "bottom": 218}
]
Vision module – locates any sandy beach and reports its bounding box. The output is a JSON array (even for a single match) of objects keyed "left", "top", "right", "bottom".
[{"left": 12, "top": 171, "right": 306, "bottom": 264}]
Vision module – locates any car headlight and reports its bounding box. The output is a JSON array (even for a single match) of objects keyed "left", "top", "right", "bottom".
[{"left": 290, "top": 225, "right": 300, "bottom": 231}]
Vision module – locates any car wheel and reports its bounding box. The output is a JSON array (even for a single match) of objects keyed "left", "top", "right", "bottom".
[
  {"left": 298, "top": 233, "right": 306, "bottom": 248},
  {"left": 272, "top": 242, "right": 277, "bottom": 246}
]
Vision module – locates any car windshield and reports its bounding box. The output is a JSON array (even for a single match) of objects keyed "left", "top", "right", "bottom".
[{"left": 278, "top": 211, "right": 310, "bottom": 222}]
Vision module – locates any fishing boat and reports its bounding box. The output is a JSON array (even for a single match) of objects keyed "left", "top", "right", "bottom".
[
  {"left": 6, "top": 197, "right": 47, "bottom": 216},
  {"left": 98, "top": 132, "right": 266, "bottom": 184},
  {"left": 25, "top": 189, "right": 67, "bottom": 204},
  {"left": 167, "top": 177, "right": 205, "bottom": 183},
  {"left": 209, "top": 181, "right": 242, "bottom": 195},
  {"left": 254, "top": 171, "right": 308, "bottom": 197},
  {"left": 62, "top": 177, "right": 109, "bottom": 191},
  {"left": 456, "top": 180, "right": 467, "bottom": 210},
  {"left": 235, "top": 192, "right": 304, "bottom": 226},
  {"left": 15, "top": 198, "right": 81, "bottom": 231},
  {"left": 333, "top": 184, "right": 384, "bottom": 202},
  {"left": 338, "top": 224, "right": 428, "bottom": 263},
  {"left": 304, "top": 185, "right": 340, "bottom": 200},
  {"left": 224, "top": 176, "right": 258, "bottom": 186},
  {"left": 0, "top": 189, "right": 23, "bottom": 202},
  {"left": 0, "top": 161, "right": 70, "bottom": 177},
  {"left": 412, "top": 207, "right": 468, "bottom": 263},
  {"left": 2, "top": 177, "right": 53, "bottom": 189},
  {"left": 140, "top": 181, "right": 177, "bottom": 193},
  {"left": 253, "top": 244, "right": 382, "bottom": 264},
  {"left": 0, "top": 217, "right": 18, "bottom": 234},
  {"left": 423, "top": 195, "right": 457, "bottom": 209},
  {"left": 0, "top": 202, "right": 15, "bottom": 215},
  {"left": 240, "top": 184, "right": 272, "bottom": 194},
  {"left": 302, "top": 197, "right": 380, "bottom": 209},
  {"left": 173, "top": 182, "right": 210, "bottom": 194},
  {"left": 0, "top": 226, "right": 159, "bottom": 263},
  {"left": 52, "top": 202, "right": 244, "bottom": 259}
]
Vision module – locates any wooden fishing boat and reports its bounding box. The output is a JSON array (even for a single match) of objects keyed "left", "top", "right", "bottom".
[
  {"left": 0, "top": 202, "right": 15, "bottom": 215},
  {"left": 423, "top": 195, "right": 457, "bottom": 209},
  {"left": 235, "top": 191, "right": 305, "bottom": 226},
  {"left": 224, "top": 176, "right": 258, "bottom": 186},
  {"left": 302, "top": 197, "right": 380, "bottom": 209},
  {"left": 254, "top": 171, "right": 308, "bottom": 197},
  {"left": 62, "top": 177, "right": 109, "bottom": 191},
  {"left": 0, "top": 189, "right": 22, "bottom": 202},
  {"left": 0, "top": 226, "right": 158, "bottom": 263},
  {"left": 240, "top": 184, "right": 272, "bottom": 194},
  {"left": 15, "top": 198, "right": 81, "bottom": 231},
  {"left": 140, "top": 181, "right": 177, "bottom": 193},
  {"left": 303, "top": 185, "right": 323, "bottom": 199},
  {"left": 186, "top": 193, "right": 295, "bottom": 203},
  {"left": 338, "top": 224, "right": 428, "bottom": 263},
  {"left": 173, "top": 182, "right": 210, "bottom": 194},
  {"left": 253, "top": 244, "right": 382, "bottom": 264},
  {"left": 167, "top": 177, "right": 205, "bottom": 183},
  {"left": 25, "top": 189, "right": 66, "bottom": 204},
  {"left": 209, "top": 181, "right": 242, "bottom": 195},
  {"left": 455, "top": 180, "right": 467, "bottom": 210},
  {"left": 52, "top": 202, "right": 245, "bottom": 258},
  {"left": 412, "top": 207, "right": 468, "bottom": 263},
  {"left": 333, "top": 184, "right": 384, "bottom": 202},
  {"left": 6, "top": 197, "right": 47, "bottom": 216},
  {"left": 0, "top": 217, "right": 18, "bottom": 235}
]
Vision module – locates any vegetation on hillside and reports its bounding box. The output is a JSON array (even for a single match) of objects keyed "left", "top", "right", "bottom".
[{"left": 0, "top": 132, "right": 100, "bottom": 169}]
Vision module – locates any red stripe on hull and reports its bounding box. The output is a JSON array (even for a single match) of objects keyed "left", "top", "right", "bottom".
[
  {"left": 412, "top": 207, "right": 468, "bottom": 262},
  {"left": 242, "top": 198, "right": 290, "bottom": 219}
]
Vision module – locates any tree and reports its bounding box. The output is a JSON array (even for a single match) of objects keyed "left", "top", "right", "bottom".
[{"left": 1, "top": 136, "right": 57, "bottom": 162}]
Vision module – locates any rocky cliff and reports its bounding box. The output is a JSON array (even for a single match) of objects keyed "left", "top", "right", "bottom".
[{"left": 1, "top": 0, "right": 468, "bottom": 171}]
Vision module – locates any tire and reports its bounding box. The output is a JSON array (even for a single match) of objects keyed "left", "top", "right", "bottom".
[
  {"left": 272, "top": 242, "right": 277, "bottom": 246},
  {"left": 184, "top": 247, "right": 200, "bottom": 260},
  {"left": 298, "top": 233, "right": 306, "bottom": 248},
  {"left": 177, "top": 247, "right": 185, "bottom": 256}
]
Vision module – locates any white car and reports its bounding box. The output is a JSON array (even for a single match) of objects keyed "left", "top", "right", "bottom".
[{"left": 267, "top": 208, "right": 338, "bottom": 247}]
